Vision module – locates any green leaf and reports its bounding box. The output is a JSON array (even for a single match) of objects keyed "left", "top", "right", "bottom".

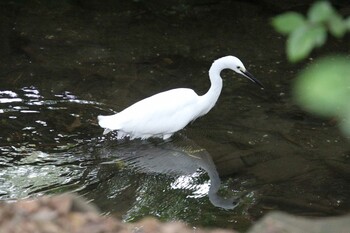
[
  {"left": 287, "top": 24, "right": 327, "bottom": 62},
  {"left": 294, "top": 56, "right": 350, "bottom": 117},
  {"left": 328, "top": 13, "right": 346, "bottom": 38},
  {"left": 308, "top": 1, "right": 334, "bottom": 23},
  {"left": 272, "top": 12, "right": 306, "bottom": 35}
]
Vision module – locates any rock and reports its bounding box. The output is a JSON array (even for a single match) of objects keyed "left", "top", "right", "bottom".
[
  {"left": 2, "top": 194, "right": 349, "bottom": 233},
  {"left": 0, "top": 194, "right": 238, "bottom": 233},
  {"left": 247, "top": 155, "right": 312, "bottom": 183},
  {"left": 248, "top": 211, "right": 350, "bottom": 233}
]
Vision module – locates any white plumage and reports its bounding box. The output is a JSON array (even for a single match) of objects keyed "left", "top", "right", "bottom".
[{"left": 98, "top": 55, "right": 262, "bottom": 140}]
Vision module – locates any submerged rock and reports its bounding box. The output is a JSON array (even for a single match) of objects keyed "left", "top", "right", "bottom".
[{"left": 249, "top": 211, "right": 350, "bottom": 233}]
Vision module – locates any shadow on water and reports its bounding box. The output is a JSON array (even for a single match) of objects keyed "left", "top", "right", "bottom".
[
  {"left": 73, "top": 135, "right": 249, "bottom": 227},
  {"left": 95, "top": 135, "right": 237, "bottom": 210}
]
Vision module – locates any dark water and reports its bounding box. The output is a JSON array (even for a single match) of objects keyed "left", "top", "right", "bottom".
[{"left": 1, "top": 0, "right": 350, "bottom": 231}]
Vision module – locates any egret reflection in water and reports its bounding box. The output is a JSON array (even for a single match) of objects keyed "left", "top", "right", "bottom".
[{"left": 99, "top": 135, "right": 237, "bottom": 210}]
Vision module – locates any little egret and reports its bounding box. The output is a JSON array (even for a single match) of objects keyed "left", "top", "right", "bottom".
[{"left": 98, "top": 55, "right": 263, "bottom": 140}]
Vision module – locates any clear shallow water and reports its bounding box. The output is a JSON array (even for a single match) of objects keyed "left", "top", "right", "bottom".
[
  {"left": 0, "top": 85, "right": 251, "bottom": 229},
  {"left": 1, "top": 0, "right": 350, "bottom": 232}
]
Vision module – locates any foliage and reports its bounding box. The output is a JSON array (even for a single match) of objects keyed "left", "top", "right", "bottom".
[
  {"left": 272, "top": 1, "right": 350, "bottom": 62},
  {"left": 294, "top": 57, "right": 350, "bottom": 136},
  {"left": 272, "top": 1, "right": 350, "bottom": 137}
]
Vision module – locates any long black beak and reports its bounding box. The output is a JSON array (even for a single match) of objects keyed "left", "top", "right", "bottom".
[{"left": 242, "top": 70, "right": 264, "bottom": 88}]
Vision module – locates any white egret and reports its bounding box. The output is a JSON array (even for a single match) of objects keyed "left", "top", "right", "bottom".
[{"left": 98, "top": 55, "right": 263, "bottom": 140}]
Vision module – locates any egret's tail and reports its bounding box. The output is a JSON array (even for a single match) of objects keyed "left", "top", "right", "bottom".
[{"left": 97, "top": 115, "right": 119, "bottom": 135}]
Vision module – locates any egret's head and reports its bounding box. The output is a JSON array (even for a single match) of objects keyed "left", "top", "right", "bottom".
[
  {"left": 225, "top": 56, "right": 246, "bottom": 74},
  {"left": 221, "top": 56, "right": 264, "bottom": 88}
]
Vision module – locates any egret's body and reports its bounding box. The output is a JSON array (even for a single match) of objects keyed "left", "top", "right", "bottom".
[{"left": 98, "top": 56, "right": 262, "bottom": 140}]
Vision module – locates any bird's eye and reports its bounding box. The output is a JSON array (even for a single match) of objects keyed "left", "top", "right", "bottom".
[{"left": 236, "top": 66, "right": 241, "bottom": 70}]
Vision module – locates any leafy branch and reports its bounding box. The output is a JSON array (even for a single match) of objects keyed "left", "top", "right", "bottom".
[
  {"left": 272, "top": 1, "right": 350, "bottom": 137},
  {"left": 272, "top": 1, "right": 350, "bottom": 62}
]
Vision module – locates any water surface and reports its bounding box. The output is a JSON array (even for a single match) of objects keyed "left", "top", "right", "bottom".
[{"left": 1, "top": 0, "right": 349, "bottom": 231}]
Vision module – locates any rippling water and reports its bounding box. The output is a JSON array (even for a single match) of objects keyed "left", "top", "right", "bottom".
[
  {"left": 1, "top": 87, "right": 97, "bottom": 196},
  {"left": 0, "top": 85, "right": 244, "bottom": 227}
]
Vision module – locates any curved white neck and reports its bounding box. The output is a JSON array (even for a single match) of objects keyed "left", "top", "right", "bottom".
[{"left": 199, "top": 58, "right": 227, "bottom": 115}]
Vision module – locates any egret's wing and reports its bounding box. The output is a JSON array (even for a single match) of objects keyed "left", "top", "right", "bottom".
[{"left": 118, "top": 88, "right": 200, "bottom": 134}]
